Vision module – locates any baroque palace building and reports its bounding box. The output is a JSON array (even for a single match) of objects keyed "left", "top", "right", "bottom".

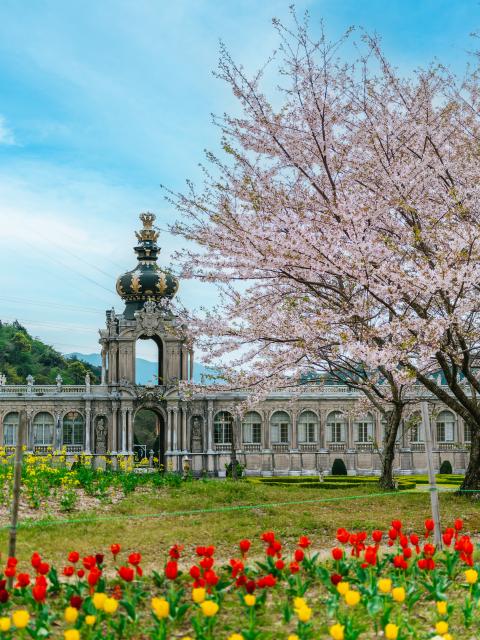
[{"left": 0, "top": 213, "right": 472, "bottom": 476}]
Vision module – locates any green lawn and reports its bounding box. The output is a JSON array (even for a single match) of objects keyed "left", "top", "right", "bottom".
[{"left": 1, "top": 479, "right": 478, "bottom": 568}]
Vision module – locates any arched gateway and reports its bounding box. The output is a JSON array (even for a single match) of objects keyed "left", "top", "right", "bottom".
[{"left": 0, "top": 212, "right": 471, "bottom": 477}]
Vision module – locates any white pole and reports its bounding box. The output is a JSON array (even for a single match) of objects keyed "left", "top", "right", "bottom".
[{"left": 420, "top": 401, "right": 442, "bottom": 549}]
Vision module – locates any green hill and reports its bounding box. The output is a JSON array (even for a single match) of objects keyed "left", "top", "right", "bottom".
[{"left": 0, "top": 321, "right": 101, "bottom": 385}]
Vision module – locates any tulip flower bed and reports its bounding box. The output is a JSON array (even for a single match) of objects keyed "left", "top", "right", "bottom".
[{"left": 0, "top": 517, "right": 479, "bottom": 639}]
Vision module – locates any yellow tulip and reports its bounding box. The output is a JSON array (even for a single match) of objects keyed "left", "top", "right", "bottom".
[
  {"left": 436, "top": 621, "right": 449, "bottom": 635},
  {"left": 64, "top": 631, "right": 80, "bottom": 640},
  {"left": 151, "top": 598, "right": 170, "bottom": 619},
  {"left": 329, "top": 623, "right": 345, "bottom": 640},
  {"left": 385, "top": 623, "right": 399, "bottom": 640},
  {"left": 12, "top": 610, "right": 29, "bottom": 629},
  {"left": 103, "top": 597, "right": 119, "bottom": 614},
  {"left": 85, "top": 615, "right": 96, "bottom": 626},
  {"left": 392, "top": 587, "right": 406, "bottom": 603},
  {"left": 288, "top": 636, "right": 300, "bottom": 640},
  {"left": 200, "top": 600, "right": 219, "bottom": 617},
  {"left": 378, "top": 578, "right": 392, "bottom": 593},
  {"left": 344, "top": 590, "right": 360, "bottom": 607},
  {"left": 436, "top": 601, "right": 447, "bottom": 616},
  {"left": 64, "top": 607, "right": 79, "bottom": 624},
  {"left": 336, "top": 582, "right": 349, "bottom": 596},
  {"left": 465, "top": 569, "right": 478, "bottom": 585},
  {"left": 443, "top": 634, "right": 453, "bottom": 640},
  {"left": 92, "top": 593, "right": 107, "bottom": 610},
  {"left": 192, "top": 587, "right": 206, "bottom": 604},
  {"left": 293, "top": 597, "right": 307, "bottom": 609},
  {"left": 244, "top": 594, "right": 256, "bottom": 607},
  {"left": 228, "top": 635, "right": 244, "bottom": 640},
  {"left": 296, "top": 606, "right": 312, "bottom": 622},
  {"left": 0, "top": 618, "right": 10, "bottom": 632}
]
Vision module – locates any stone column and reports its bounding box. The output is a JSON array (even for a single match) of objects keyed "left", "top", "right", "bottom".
[
  {"left": 111, "top": 406, "right": 118, "bottom": 453},
  {"left": 346, "top": 415, "right": 353, "bottom": 449},
  {"left": 189, "top": 350, "right": 194, "bottom": 381},
  {"left": 182, "top": 405, "right": 188, "bottom": 452},
  {"left": 166, "top": 408, "right": 172, "bottom": 453},
  {"left": 291, "top": 411, "right": 298, "bottom": 450},
  {"left": 127, "top": 409, "right": 133, "bottom": 453},
  {"left": 207, "top": 401, "right": 214, "bottom": 453},
  {"left": 101, "top": 347, "right": 107, "bottom": 385},
  {"left": 85, "top": 406, "right": 91, "bottom": 454},
  {"left": 172, "top": 407, "right": 178, "bottom": 451},
  {"left": 54, "top": 412, "right": 62, "bottom": 451},
  {"left": 0, "top": 413, "right": 4, "bottom": 447},
  {"left": 110, "top": 343, "right": 118, "bottom": 384},
  {"left": 121, "top": 408, "right": 127, "bottom": 453}
]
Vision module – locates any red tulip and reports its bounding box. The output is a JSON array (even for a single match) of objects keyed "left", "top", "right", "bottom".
[
  {"left": 246, "top": 579, "right": 256, "bottom": 593},
  {"left": 275, "top": 559, "right": 285, "bottom": 570},
  {"left": 289, "top": 561, "right": 300, "bottom": 574},
  {"left": 38, "top": 562, "right": 50, "bottom": 576},
  {"left": 68, "top": 551, "right": 79, "bottom": 564},
  {"left": 0, "top": 590, "right": 9, "bottom": 603},
  {"left": 110, "top": 544, "right": 121, "bottom": 557},
  {"left": 165, "top": 561, "right": 178, "bottom": 580},
  {"left": 455, "top": 518, "right": 463, "bottom": 531},
  {"left": 62, "top": 566, "right": 75, "bottom": 577},
  {"left": 298, "top": 535, "right": 311, "bottom": 548},
  {"left": 372, "top": 530, "right": 383, "bottom": 543},
  {"left": 15, "top": 573, "right": 30, "bottom": 588},
  {"left": 331, "top": 547, "right": 343, "bottom": 561},
  {"left": 32, "top": 584, "right": 46, "bottom": 602},
  {"left": 294, "top": 549, "right": 305, "bottom": 562},
  {"left": 239, "top": 539, "right": 251, "bottom": 555},
  {"left": 118, "top": 566, "right": 135, "bottom": 582},
  {"left": 391, "top": 519, "right": 402, "bottom": 531},
  {"left": 128, "top": 553, "right": 142, "bottom": 566},
  {"left": 330, "top": 573, "right": 342, "bottom": 586},
  {"left": 261, "top": 532, "right": 275, "bottom": 544},
  {"left": 425, "top": 519, "right": 435, "bottom": 532},
  {"left": 30, "top": 553, "right": 41, "bottom": 569},
  {"left": 70, "top": 595, "right": 83, "bottom": 609},
  {"left": 189, "top": 565, "right": 201, "bottom": 579}
]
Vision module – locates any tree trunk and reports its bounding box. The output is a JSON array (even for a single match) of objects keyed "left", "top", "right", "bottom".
[
  {"left": 378, "top": 406, "right": 402, "bottom": 490},
  {"left": 460, "top": 423, "right": 480, "bottom": 492}
]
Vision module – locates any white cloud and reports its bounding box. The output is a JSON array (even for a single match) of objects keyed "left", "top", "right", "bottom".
[{"left": 0, "top": 115, "right": 15, "bottom": 145}]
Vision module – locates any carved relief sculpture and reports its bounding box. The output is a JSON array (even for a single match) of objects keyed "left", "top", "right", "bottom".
[
  {"left": 191, "top": 416, "right": 203, "bottom": 452},
  {"left": 95, "top": 417, "right": 108, "bottom": 454}
]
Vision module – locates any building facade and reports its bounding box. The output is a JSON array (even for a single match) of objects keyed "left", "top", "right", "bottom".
[{"left": 0, "top": 214, "right": 471, "bottom": 476}]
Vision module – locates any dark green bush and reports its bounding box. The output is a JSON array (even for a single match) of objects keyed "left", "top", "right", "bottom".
[
  {"left": 439, "top": 460, "right": 453, "bottom": 474},
  {"left": 331, "top": 458, "right": 348, "bottom": 476}
]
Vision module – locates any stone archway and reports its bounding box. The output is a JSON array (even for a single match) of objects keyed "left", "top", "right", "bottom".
[{"left": 133, "top": 407, "right": 165, "bottom": 467}]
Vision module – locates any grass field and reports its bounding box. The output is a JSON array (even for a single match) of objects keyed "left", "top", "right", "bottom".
[{"left": 1, "top": 479, "right": 479, "bottom": 567}]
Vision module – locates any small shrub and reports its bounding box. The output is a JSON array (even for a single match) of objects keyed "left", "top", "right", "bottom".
[
  {"left": 439, "top": 460, "right": 453, "bottom": 474},
  {"left": 225, "top": 461, "right": 245, "bottom": 478},
  {"left": 331, "top": 458, "right": 348, "bottom": 476}
]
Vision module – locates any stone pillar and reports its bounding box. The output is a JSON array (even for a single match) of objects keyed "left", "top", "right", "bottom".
[
  {"left": 172, "top": 407, "right": 178, "bottom": 451},
  {"left": 0, "top": 413, "right": 4, "bottom": 447},
  {"left": 121, "top": 408, "right": 127, "bottom": 453},
  {"left": 111, "top": 406, "right": 118, "bottom": 453},
  {"left": 110, "top": 343, "right": 118, "bottom": 384},
  {"left": 189, "top": 350, "right": 194, "bottom": 381},
  {"left": 291, "top": 411, "right": 298, "bottom": 450},
  {"left": 101, "top": 347, "right": 107, "bottom": 385},
  {"left": 54, "top": 412, "right": 62, "bottom": 451},
  {"left": 85, "top": 406, "right": 91, "bottom": 454},
  {"left": 166, "top": 408, "right": 172, "bottom": 453},
  {"left": 127, "top": 409, "right": 133, "bottom": 453},
  {"left": 182, "top": 405, "right": 187, "bottom": 452},
  {"left": 207, "top": 401, "right": 214, "bottom": 453},
  {"left": 346, "top": 415, "right": 353, "bottom": 449}
]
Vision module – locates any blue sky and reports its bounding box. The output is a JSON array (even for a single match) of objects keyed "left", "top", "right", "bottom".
[{"left": 0, "top": 0, "right": 478, "bottom": 360}]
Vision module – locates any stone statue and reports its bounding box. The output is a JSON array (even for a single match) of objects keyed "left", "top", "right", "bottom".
[
  {"left": 26, "top": 374, "right": 34, "bottom": 387},
  {"left": 0, "top": 373, "right": 6, "bottom": 386},
  {"left": 95, "top": 417, "right": 108, "bottom": 454},
  {"left": 191, "top": 416, "right": 203, "bottom": 453},
  {"left": 56, "top": 374, "right": 63, "bottom": 388}
]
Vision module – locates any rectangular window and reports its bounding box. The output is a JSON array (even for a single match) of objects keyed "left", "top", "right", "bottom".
[
  {"left": 4, "top": 425, "right": 15, "bottom": 446},
  {"left": 33, "top": 425, "right": 53, "bottom": 446},
  {"left": 298, "top": 422, "right": 316, "bottom": 443},
  {"left": 243, "top": 422, "right": 261, "bottom": 444},
  {"left": 272, "top": 423, "right": 289, "bottom": 443},
  {"left": 357, "top": 422, "right": 369, "bottom": 443},
  {"left": 331, "top": 423, "right": 343, "bottom": 443},
  {"left": 465, "top": 423, "right": 472, "bottom": 442}
]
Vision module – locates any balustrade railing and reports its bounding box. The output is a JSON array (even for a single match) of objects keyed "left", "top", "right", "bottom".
[
  {"left": 272, "top": 444, "right": 290, "bottom": 453},
  {"left": 242, "top": 443, "right": 262, "bottom": 452},
  {"left": 327, "top": 442, "right": 346, "bottom": 451},
  {"left": 299, "top": 443, "right": 317, "bottom": 452}
]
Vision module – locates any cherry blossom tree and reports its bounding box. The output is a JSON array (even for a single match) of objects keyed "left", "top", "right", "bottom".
[{"left": 169, "top": 12, "right": 480, "bottom": 491}]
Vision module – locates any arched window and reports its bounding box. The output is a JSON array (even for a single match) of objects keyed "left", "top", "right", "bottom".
[
  {"left": 63, "top": 412, "right": 84, "bottom": 446},
  {"left": 327, "top": 411, "right": 345, "bottom": 443},
  {"left": 464, "top": 422, "right": 472, "bottom": 443},
  {"left": 298, "top": 411, "right": 318, "bottom": 443},
  {"left": 3, "top": 412, "right": 18, "bottom": 446},
  {"left": 214, "top": 411, "right": 233, "bottom": 444},
  {"left": 436, "top": 411, "right": 454, "bottom": 443},
  {"left": 270, "top": 411, "right": 290, "bottom": 444},
  {"left": 242, "top": 412, "right": 262, "bottom": 444},
  {"left": 355, "top": 413, "right": 373, "bottom": 443},
  {"left": 32, "top": 412, "right": 54, "bottom": 446}
]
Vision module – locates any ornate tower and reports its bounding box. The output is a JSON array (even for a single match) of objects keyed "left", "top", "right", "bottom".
[{"left": 99, "top": 213, "right": 193, "bottom": 388}]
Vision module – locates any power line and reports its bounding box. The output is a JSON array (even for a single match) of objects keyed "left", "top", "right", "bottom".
[{"left": 0, "top": 296, "right": 104, "bottom": 315}]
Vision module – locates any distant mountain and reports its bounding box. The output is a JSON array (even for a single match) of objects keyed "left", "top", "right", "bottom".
[
  {"left": 0, "top": 321, "right": 101, "bottom": 384},
  {"left": 66, "top": 352, "right": 219, "bottom": 385}
]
